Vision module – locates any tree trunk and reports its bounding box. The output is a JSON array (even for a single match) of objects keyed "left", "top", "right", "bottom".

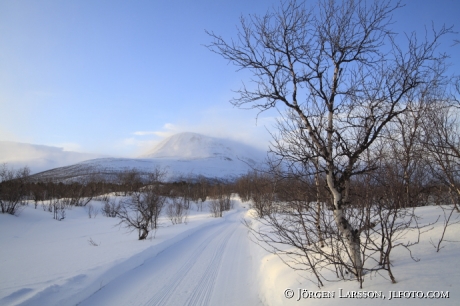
[
  {"left": 139, "top": 228, "right": 149, "bottom": 240},
  {"left": 315, "top": 159, "right": 324, "bottom": 247},
  {"left": 327, "top": 174, "right": 363, "bottom": 281}
]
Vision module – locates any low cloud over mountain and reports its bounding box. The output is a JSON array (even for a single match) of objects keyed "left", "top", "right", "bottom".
[
  {"left": 28, "top": 133, "right": 266, "bottom": 181},
  {"left": 0, "top": 141, "right": 104, "bottom": 174}
]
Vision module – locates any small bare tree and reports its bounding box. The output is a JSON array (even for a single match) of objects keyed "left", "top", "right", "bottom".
[
  {"left": 0, "top": 164, "right": 30, "bottom": 215},
  {"left": 420, "top": 91, "right": 460, "bottom": 252},
  {"left": 209, "top": 198, "right": 223, "bottom": 218},
  {"left": 249, "top": 171, "right": 277, "bottom": 218},
  {"left": 51, "top": 198, "right": 66, "bottom": 221},
  {"left": 116, "top": 167, "right": 166, "bottom": 240},
  {"left": 429, "top": 204, "right": 460, "bottom": 252},
  {"left": 423, "top": 100, "right": 460, "bottom": 212},
  {"left": 87, "top": 203, "right": 99, "bottom": 219},
  {"left": 208, "top": 184, "right": 233, "bottom": 218},
  {"left": 102, "top": 198, "right": 121, "bottom": 217},
  {"left": 195, "top": 198, "right": 205, "bottom": 212},
  {"left": 166, "top": 197, "right": 188, "bottom": 225}
]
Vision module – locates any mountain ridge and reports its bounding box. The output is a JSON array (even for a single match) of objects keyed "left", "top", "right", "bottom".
[{"left": 27, "top": 133, "right": 266, "bottom": 181}]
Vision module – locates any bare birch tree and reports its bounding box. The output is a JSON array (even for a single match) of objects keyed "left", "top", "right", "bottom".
[
  {"left": 116, "top": 167, "right": 166, "bottom": 240},
  {"left": 207, "top": 0, "right": 450, "bottom": 282}
]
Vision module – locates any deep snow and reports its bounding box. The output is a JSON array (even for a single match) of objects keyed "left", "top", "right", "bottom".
[
  {"left": 1, "top": 198, "right": 459, "bottom": 306},
  {"left": 0, "top": 197, "right": 261, "bottom": 306},
  {"left": 248, "top": 206, "right": 460, "bottom": 306}
]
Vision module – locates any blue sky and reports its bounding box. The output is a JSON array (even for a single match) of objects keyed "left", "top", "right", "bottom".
[{"left": 1, "top": 0, "right": 459, "bottom": 157}]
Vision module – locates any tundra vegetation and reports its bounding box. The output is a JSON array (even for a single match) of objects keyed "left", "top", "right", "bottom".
[{"left": 0, "top": 164, "right": 235, "bottom": 238}]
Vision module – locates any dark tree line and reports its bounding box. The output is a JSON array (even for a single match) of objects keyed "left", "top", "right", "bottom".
[{"left": 1, "top": 163, "right": 237, "bottom": 240}]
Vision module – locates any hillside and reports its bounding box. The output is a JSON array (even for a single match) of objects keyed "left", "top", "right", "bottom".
[{"left": 30, "top": 133, "right": 266, "bottom": 182}]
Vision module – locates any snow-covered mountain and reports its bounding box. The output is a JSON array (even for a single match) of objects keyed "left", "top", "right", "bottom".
[
  {"left": 31, "top": 133, "right": 266, "bottom": 182},
  {"left": 140, "top": 132, "right": 263, "bottom": 164},
  {"left": 0, "top": 141, "right": 104, "bottom": 174}
]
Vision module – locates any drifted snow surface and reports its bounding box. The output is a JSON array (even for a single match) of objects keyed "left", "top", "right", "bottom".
[
  {"left": 0, "top": 198, "right": 262, "bottom": 306},
  {"left": 1, "top": 199, "right": 459, "bottom": 305}
]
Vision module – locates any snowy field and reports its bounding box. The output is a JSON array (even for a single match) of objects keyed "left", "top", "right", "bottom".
[
  {"left": 0, "top": 196, "right": 261, "bottom": 306},
  {"left": 1, "top": 197, "right": 459, "bottom": 306},
  {"left": 249, "top": 206, "right": 460, "bottom": 306}
]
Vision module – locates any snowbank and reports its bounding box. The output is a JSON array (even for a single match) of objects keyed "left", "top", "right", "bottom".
[{"left": 247, "top": 205, "right": 460, "bottom": 305}]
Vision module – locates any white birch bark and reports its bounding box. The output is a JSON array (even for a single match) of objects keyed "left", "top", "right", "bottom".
[{"left": 327, "top": 173, "right": 362, "bottom": 278}]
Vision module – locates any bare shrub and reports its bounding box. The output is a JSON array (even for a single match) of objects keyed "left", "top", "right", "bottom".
[
  {"left": 88, "top": 237, "right": 100, "bottom": 246},
  {"left": 97, "top": 193, "right": 110, "bottom": 202},
  {"left": 51, "top": 198, "right": 66, "bottom": 221},
  {"left": 166, "top": 197, "right": 188, "bottom": 225},
  {"left": 246, "top": 167, "right": 430, "bottom": 288},
  {"left": 209, "top": 199, "right": 222, "bottom": 218},
  {"left": 422, "top": 100, "right": 460, "bottom": 212},
  {"left": 101, "top": 198, "right": 121, "bottom": 218},
  {"left": 248, "top": 171, "right": 276, "bottom": 217},
  {"left": 0, "top": 164, "right": 30, "bottom": 215},
  {"left": 234, "top": 172, "right": 253, "bottom": 202},
  {"left": 429, "top": 205, "right": 460, "bottom": 252},
  {"left": 195, "top": 198, "right": 205, "bottom": 212},
  {"left": 30, "top": 183, "right": 45, "bottom": 209},
  {"left": 87, "top": 203, "right": 99, "bottom": 219}
]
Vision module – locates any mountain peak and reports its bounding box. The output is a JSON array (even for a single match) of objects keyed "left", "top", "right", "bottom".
[{"left": 139, "top": 132, "right": 264, "bottom": 162}]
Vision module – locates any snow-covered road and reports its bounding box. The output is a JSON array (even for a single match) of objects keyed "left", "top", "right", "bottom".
[{"left": 77, "top": 210, "right": 262, "bottom": 306}]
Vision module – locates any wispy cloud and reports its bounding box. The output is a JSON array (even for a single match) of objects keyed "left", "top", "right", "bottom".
[
  {"left": 132, "top": 124, "right": 176, "bottom": 138},
  {"left": 51, "top": 142, "right": 82, "bottom": 152},
  {"left": 133, "top": 131, "right": 157, "bottom": 136},
  {"left": 0, "top": 141, "right": 102, "bottom": 174},
  {"left": 133, "top": 123, "right": 179, "bottom": 137},
  {"left": 120, "top": 109, "right": 277, "bottom": 158}
]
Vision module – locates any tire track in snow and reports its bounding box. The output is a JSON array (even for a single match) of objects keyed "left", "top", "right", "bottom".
[
  {"left": 74, "top": 211, "right": 260, "bottom": 306},
  {"left": 184, "top": 228, "right": 235, "bottom": 306},
  {"left": 145, "top": 224, "right": 235, "bottom": 306}
]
